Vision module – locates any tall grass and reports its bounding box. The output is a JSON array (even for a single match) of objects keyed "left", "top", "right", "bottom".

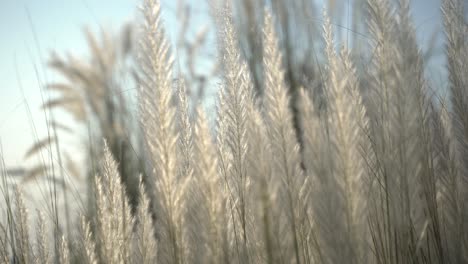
[{"left": 1, "top": 0, "right": 468, "bottom": 263}]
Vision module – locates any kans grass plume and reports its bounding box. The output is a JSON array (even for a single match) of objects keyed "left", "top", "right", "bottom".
[{"left": 1, "top": 0, "right": 468, "bottom": 263}]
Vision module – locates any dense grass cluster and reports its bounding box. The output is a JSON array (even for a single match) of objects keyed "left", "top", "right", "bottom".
[{"left": 1, "top": 0, "right": 468, "bottom": 263}]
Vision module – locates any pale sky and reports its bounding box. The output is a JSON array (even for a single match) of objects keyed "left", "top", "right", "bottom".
[
  {"left": 0, "top": 0, "right": 210, "bottom": 168},
  {"left": 0, "top": 0, "right": 444, "bottom": 168}
]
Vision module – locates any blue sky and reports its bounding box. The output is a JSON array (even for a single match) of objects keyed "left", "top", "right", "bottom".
[
  {"left": 0, "top": 0, "right": 135, "bottom": 167},
  {"left": 0, "top": 0, "right": 190, "bottom": 167},
  {"left": 0, "top": 0, "right": 444, "bottom": 167}
]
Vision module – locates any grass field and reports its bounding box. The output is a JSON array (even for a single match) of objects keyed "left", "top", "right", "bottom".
[{"left": 1, "top": 0, "right": 468, "bottom": 263}]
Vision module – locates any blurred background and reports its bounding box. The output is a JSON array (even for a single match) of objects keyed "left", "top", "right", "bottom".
[{"left": 0, "top": 0, "right": 445, "bottom": 176}]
